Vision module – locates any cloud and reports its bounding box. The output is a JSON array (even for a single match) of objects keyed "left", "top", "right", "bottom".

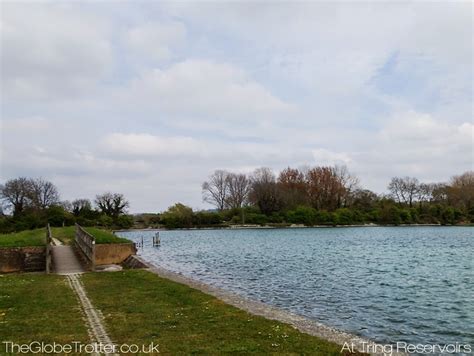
[
  {"left": 101, "top": 133, "right": 204, "bottom": 157},
  {"left": 1, "top": 2, "right": 471, "bottom": 212},
  {"left": 119, "top": 59, "right": 293, "bottom": 120},
  {"left": 312, "top": 149, "right": 352, "bottom": 166},
  {"left": 124, "top": 22, "right": 186, "bottom": 62},
  {"left": 1, "top": 3, "right": 112, "bottom": 100},
  {"left": 2, "top": 116, "right": 50, "bottom": 131}
]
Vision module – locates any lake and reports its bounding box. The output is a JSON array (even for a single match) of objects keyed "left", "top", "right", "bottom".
[{"left": 117, "top": 226, "right": 473, "bottom": 347}]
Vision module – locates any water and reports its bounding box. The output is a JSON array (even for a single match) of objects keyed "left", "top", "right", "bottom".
[{"left": 118, "top": 226, "right": 473, "bottom": 347}]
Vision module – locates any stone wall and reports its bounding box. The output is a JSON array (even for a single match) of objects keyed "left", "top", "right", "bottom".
[
  {"left": 94, "top": 243, "right": 136, "bottom": 266},
  {"left": 0, "top": 247, "right": 46, "bottom": 273}
]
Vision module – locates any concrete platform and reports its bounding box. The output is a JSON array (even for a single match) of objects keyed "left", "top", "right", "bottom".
[{"left": 52, "top": 246, "right": 85, "bottom": 275}]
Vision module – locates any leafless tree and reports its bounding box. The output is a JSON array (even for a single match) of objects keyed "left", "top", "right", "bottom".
[
  {"left": 334, "top": 165, "right": 360, "bottom": 207},
  {"left": 0, "top": 177, "right": 33, "bottom": 215},
  {"left": 202, "top": 170, "right": 229, "bottom": 210},
  {"left": 29, "top": 178, "right": 60, "bottom": 209},
  {"left": 249, "top": 167, "right": 282, "bottom": 214},
  {"left": 95, "top": 192, "right": 129, "bottom": 217},
  {"left": 277, "top": 167, "right": 307, "bottom": 209},
  {"left": 448, "top": 171, "right": 474, "bottom": 210},
  {"left": 225, "top": 173, "right": 251, "bottom": 209},
  {"left": 388, "top": 177, "right": 420, "bottom": 207}
]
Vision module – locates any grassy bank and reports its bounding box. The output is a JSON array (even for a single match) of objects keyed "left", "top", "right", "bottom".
[
  {"left": 51, "top": 226, "right": 130, "bottom": 245},
  {"left": 0, "top": 228, "right": 45, "bottom": 247},
  {"left": 0, "top": 274, "right": 88, "bottom": 353},
  {"left": 82, "top": 270, "right": 360, "bottom": 355},
  {"left": 0, "top": 226, "right": 130, "bottom": 247}
]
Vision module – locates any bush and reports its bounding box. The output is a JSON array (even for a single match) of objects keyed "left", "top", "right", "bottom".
[
  {"left": 114, "top": 215, "right": 134, "bottom": 229},
  {"left": 333, "top": 208, "right": 354, "bottom": 225},
  {"left": 286, "top": 206, "right": 317, "bottom": 225}
]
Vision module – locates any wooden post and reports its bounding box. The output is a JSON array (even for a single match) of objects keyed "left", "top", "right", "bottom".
[{"left": 45, "top": 224, "right": 52, "bottom": 274}]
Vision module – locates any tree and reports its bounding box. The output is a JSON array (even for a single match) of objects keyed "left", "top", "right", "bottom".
[
  {"left": 0, "top": 177, "right": 33, "bottom": 216},
  {"left": 305, "top": 166, "right": 346, "bottom": 210},
  {"left": 29, "top": 178, "right": 60, "bottom": 209},
  {"left": 334, "top": 165, "right": 359, "bottom": 207},
  {"left": 388, "top": 177, "right": 419, "bottom": 207},
  {"left": 447, "top": 171, "right": 474, "bottom": 211},
  {"left": 349, "top": 189, "right": 379, "bottom": 211},
  {"left": 95, "top": 192, "right": 129, "bottom": 217},
  {"left": 72, "top": 199, "right": 93, "bottom": 216},
  {"left": 160, "top": 203, "right": 193, "bottom": 228},
  {"left": 278, "top": 167, "right": 307, "bottom": 209},
  {"left": 225, "top": 173, "right": 251, "bottom": 209},
  {"left": 202, "top": 170, "right": 229, "bottom": 210},
  {"left": 249, "top": 168, "right": 282, "bottom": 215}
]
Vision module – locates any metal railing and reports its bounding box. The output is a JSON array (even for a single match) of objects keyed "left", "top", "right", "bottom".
[
  {"left": 46, "top": 224, "right": 52, "bottom": 274},
  {"left": 75, "top": 223, "right": 95, "bottom": 270}
]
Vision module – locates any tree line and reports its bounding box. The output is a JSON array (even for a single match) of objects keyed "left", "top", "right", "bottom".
[
  {"left": 154, "top": 167, "right": 473, "bottom": 228},
  {"left": 0, "top": 177, "right": 133, "bottom": 233}
]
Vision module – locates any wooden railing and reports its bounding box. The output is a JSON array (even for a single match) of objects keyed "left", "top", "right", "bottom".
[
  {"left": 45, "top": 224, "right": 52, "bottom": 274},
  {"left": 75, "top": 223, "right": 95, "bottom": 270}
]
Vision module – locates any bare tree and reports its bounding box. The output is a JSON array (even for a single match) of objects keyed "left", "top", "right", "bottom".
[
  {"left": 202, "top": 170, "right": 229, "bottom": 210},
  {"left": 226, "top": 173, "right": 251, "bottom": 209},
  {"left": 448, "top": 171, "right": 474, "bottom": 210},
  {"left": 249, "top": 167, "right": 282, "bottom": 214},
  {"left": 334, "top": 165, "right": 360, "bottom": 207},
  {"left": 278, "top": 167, "right": 307, "bottom": 209},
  {"left": 388, "top": 177, "right": 419, "bottom": 207},
  {"left": 29, "top": 178, "right": 60, "bottom": 209},
  {"left": 95, "top": 192, "right": 129, "bottom": 217},
  {"left": 0, "top": 177, "right": 33, "bottom": 215},
  {"left": 305, "top": 166, "right": 346, "bottom": 210},
  {"left": 72, "top": 199, "right": 93, "bottom": 216}
]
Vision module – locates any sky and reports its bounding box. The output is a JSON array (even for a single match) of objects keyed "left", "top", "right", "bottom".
[{"left": 1, "top": 1, "right": 473, "bottom": 213}]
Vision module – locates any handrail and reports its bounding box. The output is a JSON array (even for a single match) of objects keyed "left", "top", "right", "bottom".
[
  {"left": 75, "top": 223, "right": 96, "bottom": 270},
  {"left": 45, "top": 224, "right": 52, "bottom": 274}
]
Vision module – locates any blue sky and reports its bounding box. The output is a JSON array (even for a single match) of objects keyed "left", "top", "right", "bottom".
[{"left": 1, "top": 1, "right": 472, "bottom": 212}]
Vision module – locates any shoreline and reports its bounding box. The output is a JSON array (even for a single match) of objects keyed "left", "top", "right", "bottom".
[
  {"left": 135, "top": 257, "right": 404, "bottom": 355},
  {"left": 114, "top": 223, "right": 472, "bottom": 233}
]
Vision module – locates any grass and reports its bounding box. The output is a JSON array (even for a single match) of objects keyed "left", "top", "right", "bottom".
[
  {"left": 0, "top": 226, "right": 130, "bottom": 247},
  {"left": 0, "top": 228, "right": 46, "bottom": 247},
  {"left": 84, "top": 227, "right": 131, "bottom": 244},
  {"left": 0, "top": 274, "right": 88, "bottom": 354},
  {"left": 51, "top": 226, "right": 131, "bottom": 245},
  {"left": 82, "top": 270, "right": 362, "bottom": 355}
]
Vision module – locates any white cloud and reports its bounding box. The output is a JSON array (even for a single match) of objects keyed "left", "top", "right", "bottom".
[
  {"left": 2, "top": 116, "right": 50, "bottom": 131},
  {"left": 119, "top": 59, "right": 293, "bottom": 120},
  {"left": 124, "top": 22, "right": 186, "bottom": 62},
  {"left": 312, "top": 149, "right": 352, "bottom": 166},
  {"left": 1, "top": 3, "right": 112, "bottom": 100},
  {"left": 101, "top": 133, "right": 205, "bottom": 157}
]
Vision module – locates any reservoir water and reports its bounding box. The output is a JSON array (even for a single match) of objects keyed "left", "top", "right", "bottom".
[{"left": 117, "top": 226, "right": 473, "bottom": 348}]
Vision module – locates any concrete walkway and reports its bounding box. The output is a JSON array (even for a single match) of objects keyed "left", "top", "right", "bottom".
[{"left": 52, "top": 246, "right": 85, "bottom": 275}]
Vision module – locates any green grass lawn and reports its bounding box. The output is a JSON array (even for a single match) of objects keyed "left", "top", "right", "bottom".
[
  {"left": 0, "top": 274, "right": 88, "bottom": 354},
  {"left": 82, "top": 270, "right": 361, "bottom": 355},
  {"left": 0, "top": 228, "right": 45, "bottom": 247},
  {"left": 0, "top": 226, "right": 130, "bottom": 247},
  {"left": 85, "top": 227, "right": 130, "bottom": 244},
  {"left": 51, "top": 226, "right": 130, "bottom": 245}
]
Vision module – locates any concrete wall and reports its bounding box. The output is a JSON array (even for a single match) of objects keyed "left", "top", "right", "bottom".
[
  {"left": 94, "top": 243, "right": 136, "bottom": 265},
  {"left": 0, "top": 247, "right": 46, "bottom": 273}
]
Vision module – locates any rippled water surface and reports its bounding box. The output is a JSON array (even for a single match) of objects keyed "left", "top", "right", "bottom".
[{"left": 118, "top": 227, "right": 473, "bottom": 346}]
